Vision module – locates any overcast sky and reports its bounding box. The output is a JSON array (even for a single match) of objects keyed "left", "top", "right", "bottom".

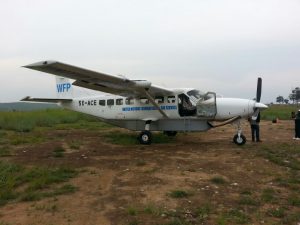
[{"left": 0, "top": 0, "right": 299, "bottom": 103}]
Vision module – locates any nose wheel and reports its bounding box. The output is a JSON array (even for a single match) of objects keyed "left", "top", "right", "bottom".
[
  {"left": 233, "top": 133, "right": 246, "bottom": 145},
  {"left": 233, "top": 120, "right": 246, "bottom": 145}
]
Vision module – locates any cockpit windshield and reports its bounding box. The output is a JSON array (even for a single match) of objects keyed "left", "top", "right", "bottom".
[{"left": 187, "top": 90, "right": 204, "bottom": 100}]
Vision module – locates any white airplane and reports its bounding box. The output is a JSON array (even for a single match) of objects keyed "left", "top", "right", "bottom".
[{"left": 22, "top": 60, "right": 268, "bottom": 145}]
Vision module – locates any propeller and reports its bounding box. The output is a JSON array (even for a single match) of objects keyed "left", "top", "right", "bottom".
[
  {"left": 256, "top": 77, "right": 262, "bottom": 103},
  {"left": 252, "top": 77, "right": 263, "bottom": 120}
]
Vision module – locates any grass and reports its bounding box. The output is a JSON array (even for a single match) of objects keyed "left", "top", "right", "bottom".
[
  {"left": 261, "top": 104, "right": 298, "bottom": 120},
  {"left": 261, "top": 188, "right": 276, "bottom": 203},
  {"left": 135, "top": 159, "right": 146, "bottom": 166},
  {"left": 168, "top": 190, "right": 190, "bottom": 198},
  {"left": 128, "top": 219, "right": 139, "bottom": 225},
  {"left": 142, "top": 204, "right": 210, "bottom": 224},
  {"left": 0, "top": 147, "right": 12, "bottom": 157},
  {"left": 195, "top": 204, "right": 211, "bottom": 222},
  {"left": 0, "top": 161, "right": 78, "bottom": 206},
  {"left": 0, "top": 222, "right": 11, "bottom": 225},
  {"left": 10, "top": 135, "right": 44, "bottom": 145},
  {"left": 104, "top": 131, "right": 176, "bottom": 145},
  {"left": 55, "top": 120, "right": 112, "bottom": 130},
  {"left": 288, "top": 195, "right": 300, "bottom": 206},
  {"left": 105, "top": 132, "right": 139, "bottom": 145},
  {"left": 0, "top": 109, "right": 100, "bottom": 132},
  {"left": 282, "top": 213, "right": 300, "bottom": 224},
  {"left": 144, "top": 204, "right": 161, "bottom": 215},
  {"left": 257, "top": 144, "right": 300, "bottom": 170},
  {"left": 266, "top": 207, "right": 285, "bottom": 218},
  {"left": 164, "top": 218, "right": 192, "bottom": 225},
  {"left": 274, "top": 174, "right": 300, "bottom": 190},
  {"left": 21, "top": 184, "right": 78, "bottom": 201},
  {"left": 238, "top": 195, "right": 259, "bottom": 206},
  {"left": 218, "top": 209, "right": 250, "bottom": 224},
  {"left": 240, "top": 189, "right": 252, "bottom": 195},
  {"left": 69, "top": 140, "right": 81, "bottom": 150},
  {"left": 52, "top": 146, "right": 65, "bottom": 157},
  {"left": 127, "top": 206, "right": 138, "bottom": 216},
  {"left": 210, "top": 176, "right": 226, "bottom": 184}
]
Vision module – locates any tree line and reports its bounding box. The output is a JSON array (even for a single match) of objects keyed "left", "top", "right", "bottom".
[{"left": 276, "top": 87, "right": 300, "bottom": 104}]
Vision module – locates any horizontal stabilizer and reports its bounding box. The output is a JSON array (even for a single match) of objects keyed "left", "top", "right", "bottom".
[{"left": 21, "top": 96, "right": 72, "bottom": 103}]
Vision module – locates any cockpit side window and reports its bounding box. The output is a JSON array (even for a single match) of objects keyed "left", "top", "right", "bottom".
[{"left": 187, "top": 90, "right": 203, "bottom": 99}]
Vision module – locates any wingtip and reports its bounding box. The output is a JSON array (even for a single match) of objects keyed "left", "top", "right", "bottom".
[{"left": 23, "top": 60, "right": 57, "bottom": 68}]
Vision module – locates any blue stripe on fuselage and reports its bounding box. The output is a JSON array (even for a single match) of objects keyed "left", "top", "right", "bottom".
[{"left": 122, "top": 105, "right": 177, "bottom": 112}]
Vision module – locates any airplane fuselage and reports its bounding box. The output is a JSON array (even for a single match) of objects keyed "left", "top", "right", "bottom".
[{"left": 60, "top": 92, "right": 265, "bottom": 132}]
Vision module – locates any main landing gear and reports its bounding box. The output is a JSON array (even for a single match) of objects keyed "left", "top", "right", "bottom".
[
  {"left": 233, "top": 120, "right": 246, "bottom": 145},
  {"left": 139, "top": 130, "right": 152, "bottom": 145},
  {"left": 138, "top": 121, "right": 152, "bottom": 145}
]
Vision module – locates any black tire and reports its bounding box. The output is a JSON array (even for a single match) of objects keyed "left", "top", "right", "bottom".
[
  {"left": 138, "top": 131, "right": 152, "bottom": 145},
  {"left": 233, "top": 134, "right": 246, "bottom": 145},
  {"left": 163, "top": 131, "right": 178, "bottom": 137}
]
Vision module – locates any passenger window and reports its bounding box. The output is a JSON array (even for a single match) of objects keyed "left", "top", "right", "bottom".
[
  {"left": 107, "top": 99, "right": 114, "bottom": 106},
  {"left": 140, "top": 98, "right": 149, "bottom": 104},
  {"left": 116, "top": 98, "right": 123, "bottom": 105},
  {"left": 125, "top": 98, "right": 134, "bottom": 105},
  {"left": 99, "top": 100, "right": 105, "bottom": 106},
  {"left": 155, "top": 96, "right": 164, "bottom": 104},
  {"left": 167, "top": 96, "right": 176, "bottom": 103}
]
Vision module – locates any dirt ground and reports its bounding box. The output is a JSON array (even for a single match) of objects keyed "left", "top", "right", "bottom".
[{"left": 1, "top": 120, "right": 300, "bottom": 225}]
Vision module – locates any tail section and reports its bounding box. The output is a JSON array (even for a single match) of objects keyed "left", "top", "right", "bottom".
[
  {"left": 20, "top": 76, "right": 74, "bottom": 104},
  {"left": 56, "top": 76, "right": 73, "bottom": 98}
]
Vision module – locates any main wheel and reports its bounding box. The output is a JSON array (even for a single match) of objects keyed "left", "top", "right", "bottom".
[
  {"left": 233, "top": 134, "right": 246, "bottom": 145},
  {"left": 138, "top": 131, "right": 152, "bottom": 145},
  {"left": 163, "top": 131, "right": 178, "bottom": 137}
]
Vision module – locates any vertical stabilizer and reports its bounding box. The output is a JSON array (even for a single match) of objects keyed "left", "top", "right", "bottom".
[{"left": 55, "top": 76, "right": 73, "bottom": 98}]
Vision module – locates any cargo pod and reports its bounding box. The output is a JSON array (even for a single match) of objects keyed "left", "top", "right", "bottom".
[{"left": 196, "top": 92, "right": 217, "bottom": 119}]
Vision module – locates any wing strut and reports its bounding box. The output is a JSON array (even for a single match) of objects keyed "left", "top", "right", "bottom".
[{"left": 142, "top": 89, "right": 169, "bottom": 118}]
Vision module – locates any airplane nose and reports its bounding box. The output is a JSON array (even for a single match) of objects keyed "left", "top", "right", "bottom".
[{"left": 254, "top": 102, "right": 268, "bottom": 110}]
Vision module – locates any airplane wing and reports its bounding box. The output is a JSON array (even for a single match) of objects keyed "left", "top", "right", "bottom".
[
  {"left": 23, "top": 61, "right": 173, "bottom": 98},
  {"left": 21, "top": 96, "right": 72, "bottom": 103}
]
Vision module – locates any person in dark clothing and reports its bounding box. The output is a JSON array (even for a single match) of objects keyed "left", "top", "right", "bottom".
[
  {"left": 294, "top": 110, "right": 300, "bottom": 140},
  {"left": 250, "top": 112, "right": 261, "bottom": 142}
]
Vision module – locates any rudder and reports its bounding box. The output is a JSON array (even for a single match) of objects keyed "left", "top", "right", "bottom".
[{"left": 55, "top": 76, "right": 73, "bottom": 98}]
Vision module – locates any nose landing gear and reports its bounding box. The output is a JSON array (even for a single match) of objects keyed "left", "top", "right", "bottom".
[{"left": 233, "top": 120, "right": 246, "bottom": 145}]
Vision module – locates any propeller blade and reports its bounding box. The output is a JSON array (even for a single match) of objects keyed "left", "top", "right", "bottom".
[{"left": 256, "top": 77, "right": 262, "bottom": 102}]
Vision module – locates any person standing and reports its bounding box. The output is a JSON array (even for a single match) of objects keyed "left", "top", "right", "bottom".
[
  {"left": 250, "top": 112, "right": 261, "bottom": 142},
  {"left": 294, "top": 110, "right": 300, "bottom": 140}
]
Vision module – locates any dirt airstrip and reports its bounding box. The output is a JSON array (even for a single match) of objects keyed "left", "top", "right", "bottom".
[{"left": 1, "top": 120, "right": 300, "bottom": 225}]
